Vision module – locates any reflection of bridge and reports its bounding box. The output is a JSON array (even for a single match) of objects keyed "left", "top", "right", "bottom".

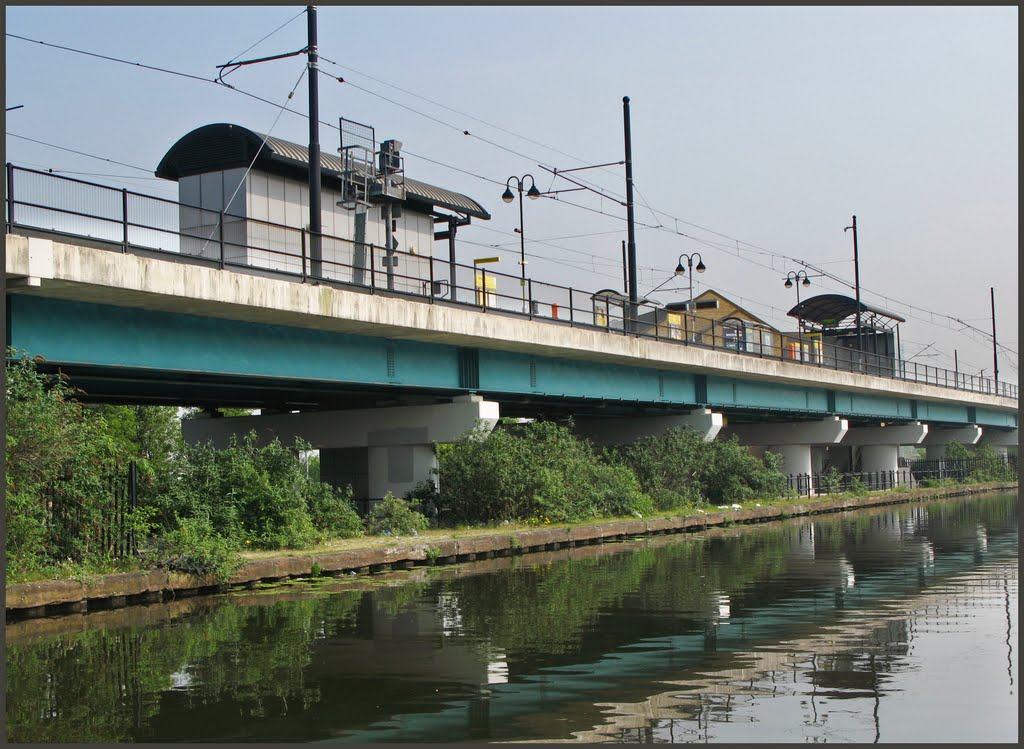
[
  {"left": 568, "top": 561, "right": 1016, "bottom": 743},
  {"left": 6, "top": 163, "right": 1015, "bottom": 504},
  {"left": 316, "top": 505, "right": 1018, "bottom": 743}
]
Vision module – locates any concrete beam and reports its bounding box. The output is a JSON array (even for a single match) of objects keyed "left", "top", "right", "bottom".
[
  {"left": 719, "top": 416, "right": 848, "bottom": 446},
  {"left": 922, "top": 424, "right": 982, "bottom": 460},
  {"left": 182, "top": 394, "right": 499, "bottom": 450},
  {"left": 979, "top": 428, "right": 1018, "bottom": 447},
  {"left": 182, "top": 395, "right": 500, "bottom": 503},
  {"left": 573, "top": 408, "right": 723, "bottom": 445},
  {"left": 921, "top": 424, "right": 982, "bottom": 446},
  {"left": 717, "top": 417, "right": 848, "bottom": 479},
  {"left": 842, "top": 422, "right": 928, "bottom": 446}
]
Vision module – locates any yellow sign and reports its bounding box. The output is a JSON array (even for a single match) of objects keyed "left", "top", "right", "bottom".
[
  {"left": 475, "top": 270, "right": 497, "bottom": 307},
  {"left": 473, "top": 256, "right": 500, "bottom": 265}
]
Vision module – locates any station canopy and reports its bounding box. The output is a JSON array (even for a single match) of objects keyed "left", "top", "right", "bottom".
[{"left": 787, "top": 294, "right": 905, "bottom": 332}]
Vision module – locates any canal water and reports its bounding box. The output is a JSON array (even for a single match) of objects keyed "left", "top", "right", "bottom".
[{"left": 5, "top": 491, "right": 1017, "bottom": 743}]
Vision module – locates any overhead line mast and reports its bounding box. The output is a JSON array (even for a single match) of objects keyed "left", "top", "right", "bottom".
[{"left": 307, "top": 5, "right": 322, "bottom": 278}]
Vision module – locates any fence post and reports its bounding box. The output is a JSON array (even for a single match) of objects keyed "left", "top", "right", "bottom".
[
  {"left": 128, "top": 460, "right": 138, "bottom": 556},
  {"left": 528, "top": 279, "right": 534, "bottom": 319},
  {"left": 429, "top": 253, "right": 435, "bottom": 304},
  {"left": 122, "top": 188, "right": 129, "bottom": 252},
  {"left": 300, "top": 229, "right": 307, "bottom": 282},
  {"left": 569, "top": 288, "right": 575, "bottom": 327},
  {"left": 369, "top": 243, "right": 376, "bottom": 293},
  {"left": 5, "top": 163, "right": 13, "bottom": 230},
  {"left": 218, "top": 211, "right": 226, "bottom": 270}
]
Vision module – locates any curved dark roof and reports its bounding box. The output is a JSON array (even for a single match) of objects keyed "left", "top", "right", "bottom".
[
  {"left": 788, "top": 294, "right": 905, "bottom": 331},
  {"left": 155, "top": 123, "right": 490, "bottom": 220}
]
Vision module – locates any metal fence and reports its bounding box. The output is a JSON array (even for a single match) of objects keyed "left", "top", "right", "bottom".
[
  {"left": 41, "top": 461, "right": 139, "bottom": 560},
  {"left": 787, "top": 454, "right": 1017, "bottom": 496},
  {"left": 5, "top": 163, "right": 1017, "bottom": 400}
]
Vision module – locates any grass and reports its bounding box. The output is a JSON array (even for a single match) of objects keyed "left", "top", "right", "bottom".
[{"left": 7, "top": 481, "right": 1014, "bottom": 587}]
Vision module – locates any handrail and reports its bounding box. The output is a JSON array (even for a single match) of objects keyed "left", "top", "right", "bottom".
[{"left": 4, "top": 163, "right": 1017, "bottom": 401}]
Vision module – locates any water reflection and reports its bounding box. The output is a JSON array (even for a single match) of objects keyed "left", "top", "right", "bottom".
[{"left": 5, "top": 492, "right": 1017, "bottom": 743}]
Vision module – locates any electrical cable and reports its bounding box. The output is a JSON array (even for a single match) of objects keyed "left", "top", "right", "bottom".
[
  {"left": 6, "top": 132, "right": 155, "bottom": 173},
  {"left": 8, "top": 31, "right": 1015, "bottom": 375}
]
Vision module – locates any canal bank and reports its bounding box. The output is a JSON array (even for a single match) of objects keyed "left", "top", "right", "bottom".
[{"left": 5, "top": 482, "right": 1016, "bottom": 618}]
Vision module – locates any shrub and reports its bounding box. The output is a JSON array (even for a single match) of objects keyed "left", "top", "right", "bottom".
[
  {"left": 612, "top": 428, "right": 788, "bottom": 509},
  {"left": 304, "top": 481, "right": 363, "bottom": 539},
  {"left": 147, "top": 433, "right": 349, "bottom": 550},
  {"left": 4, "top": 352, "right": 134, "bottom": 573},
  {"left": 365, "top": 494, "right": 429, "bottom": 536},
  {"left": 145, "top": 513, "right": 242, "bottom": 580},
  {"left": 436, "top": 419, "right": 654, "bottom": 525}
]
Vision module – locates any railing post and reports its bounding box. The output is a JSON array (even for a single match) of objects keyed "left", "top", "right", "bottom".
[
  {"left": 369, "top": 243, "right": 376, "bottom": 293},
  {"left": 6, "top": 163, "right": 15, "bottom": 231},
  {"left": 429, "top": 253, "right": 435, "bottom": 304},
  {"left": 218, "top": 211, "right": 226, "bottom": 270},
  {"left": 122, "top": 188, "right": 129, "bottom": 252},
  {"left": 569, "top": 288, "right": 575, "bottom": 327},
  {"left": 527, "top": 279, "right": 533, "bottom": 319},
  {"left": 300, "top": 229, "right": 307, "bottom": 282}
]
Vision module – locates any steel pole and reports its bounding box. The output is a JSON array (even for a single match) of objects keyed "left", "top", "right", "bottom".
[
  {"left": 991, "top": 286, "right": 998, "bottom": 388},
  {"left": 623, "top": 96, "right": 638, "bottom": 330},
  {"left": 519, "top": 182, "right": 526, "bottom": 311},
  {"left": 850, "top": 215, "right": 862, "bottom": 369},
  {"left": 307, "top": 6, "right": 322, "bottom": 278},
  {"left": 796, "top": 281, "right": 804, "bottom": 361},
  {"left": 448, "top": 218, "right": 457, "bottom": 303},
  {"left": 689, "top": 259, "right": 695, "bottom": 342}
]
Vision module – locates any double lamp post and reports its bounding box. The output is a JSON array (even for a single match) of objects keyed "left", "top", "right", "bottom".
[{"left": 502, "top": 174, "right": 541, "bottom": 311}]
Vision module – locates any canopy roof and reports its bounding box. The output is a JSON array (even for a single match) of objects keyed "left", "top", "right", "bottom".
[
  {"left": 788, "top": 294, "right": 905, "bottom": 332},
  {"left": 155, "top": 123, "right": 490, "bottom": 220}
]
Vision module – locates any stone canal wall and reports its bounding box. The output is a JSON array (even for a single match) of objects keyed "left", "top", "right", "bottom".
[{"left": 5, "top": 483, "right": 1016, "bottom": 618}]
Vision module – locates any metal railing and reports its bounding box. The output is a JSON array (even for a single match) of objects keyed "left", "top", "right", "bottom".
[
  {"left": 41, "top": 460, "right": 139, "bottom": 560},
  {"left": 5, "top": 164, "right": 1017, "bottom": 400},
  {"left": 787, "top": 454, "right": 1017, "bottom": 496}
]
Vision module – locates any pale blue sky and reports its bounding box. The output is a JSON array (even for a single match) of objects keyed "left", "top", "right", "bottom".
[{"left": 4, "top": 5, "right": 1018, "bottom": 382}]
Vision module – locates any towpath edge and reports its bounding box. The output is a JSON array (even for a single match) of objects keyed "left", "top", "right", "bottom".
[{"left": 5, "top": 482, "right": 1017, "bottom": 617}]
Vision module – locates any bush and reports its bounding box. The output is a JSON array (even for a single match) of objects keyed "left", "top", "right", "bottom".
[
  {"left": 304, "top": 481, "right": 363, "bottom": 538},
  {"left": 147, "top": 433, "right": 352, "bottom": 550},
  {"left": 145, "top": 513, "right": 242, "bottom": 580},
  {"left": 436, "top": 419, "right": 653, "bottom": 525},
  {"left": 365, "top": 494, "right": 429, "bottom": 536},
  {"left": 4, "top": 352, "right": 135, "bottom": 573},
  {"left": 611, "top": 428, "right": 788, "bottom": 509}
]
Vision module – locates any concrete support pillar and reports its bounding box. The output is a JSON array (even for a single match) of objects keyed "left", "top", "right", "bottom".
[
  {"left": 573, "top": 408, "right": 724, "bottom": 446},
  {"left": 921, "top": 424, "right": 982, "bottom": 461},
  {"left": 842, "top": 421, "right": 928, "bottom": 485},
  {"left": 859, "top": 444, "right": 899, "bottom": 474},
  {"left": 718, "top": 417, "right": 848, "bottom": 477},
  {"left": 182, "top": 395, "right": 500, "bottom": 505}
]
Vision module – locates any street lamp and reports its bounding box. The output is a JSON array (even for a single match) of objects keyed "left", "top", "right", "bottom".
[
  {"left": 674, "top": 252, "right": 706, "bottom": 341},
  {"left": 502, "top": 175, "right": 541, "bottom": 311},
  {"left": 784, "top": 270, "right": 812, "bottom": 361}
]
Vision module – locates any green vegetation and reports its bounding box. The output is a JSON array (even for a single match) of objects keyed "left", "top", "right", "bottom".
[
  {"left": 365, "top": 494, "right": 429, "bottom": 536},
  {"left": 5, "top": 351, "right": 1015, "bottom": 587},
  {"left": 435, "top": 419, "right": 653, "bottom": 525},
  {"left": 944, "top": 440, "right": 1018, "bottom": 482},
  {"left": 610, "top": 428, "right": 788, "bottom": 509},
  {"left": 5, "top": 352, "right": 361, "bottom": 583}
]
